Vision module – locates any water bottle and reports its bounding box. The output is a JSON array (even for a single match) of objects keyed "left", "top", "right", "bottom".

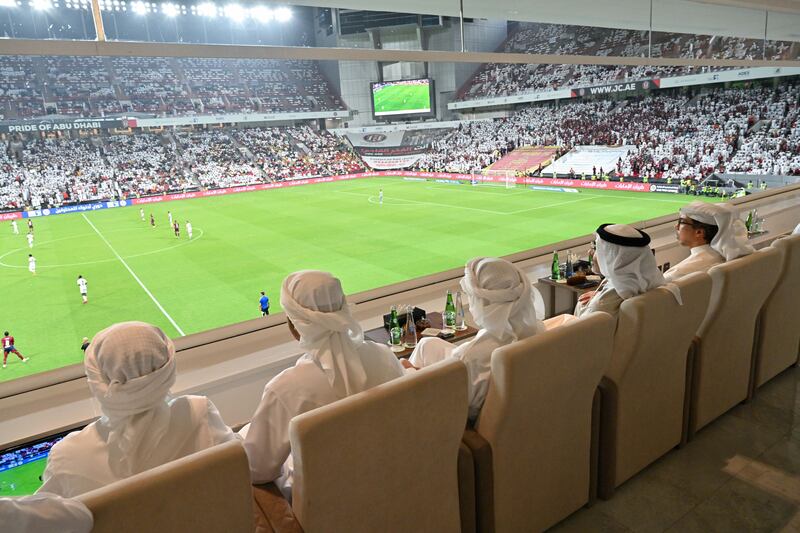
[
  {"left": 389, "top": 306, "right": 402, "bottom": 348},
  {"left": 444, "top": 290, "right": 456, "bottom": 330},
  {"left": 565, "top": 251, "right": 574, "bottom": 278},
  {"left": 403, "top": 305, "right": 417, "bottom": 349},
  {"left": 455, "top": 291, "right": 467, "bottom": 331}
]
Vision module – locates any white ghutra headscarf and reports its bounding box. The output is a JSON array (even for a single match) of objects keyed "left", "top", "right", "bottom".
[
  {"left": 595, "top": 224, "right": 681, "bottom": 304},
  {"left": 280, "top": 270, "right": 370, "bottom": 397},
  {"left": 84, "top": 321, "right": 176, "bottom": 477},
  {"left": 680, "top": 201, "right": 754, "bottom": 261},
  {"left": 460, "top": 257, "right": 545, "bottom": 342}
]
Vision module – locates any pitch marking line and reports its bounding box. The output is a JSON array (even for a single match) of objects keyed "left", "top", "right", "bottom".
[
  {"left": 0, "top": 228, "right": 205, "bottom": 269},
  {"left": 82, "top": 213, "right": 186, "bottom": 337},
  {"left": 424, "top": 185, "right": 528, "bottom": 196},
  {"left": 337, "top": 190, "right": 601, "bottom": 216}
]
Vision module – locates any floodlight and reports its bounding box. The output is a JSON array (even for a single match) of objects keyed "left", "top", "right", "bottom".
[
  {"left": 131, "top": 0, "right": 146, "bottom": 13},
  {"left": 197, "top": 1, "right": 216, "bottom": 17},
  {"left": 224, "top": 3, "right": 245, "bottom": 21},
  {"left": 274, "top": 6, "right": 290, "bottom": 21},
  {"left": 162, "top": 2, "right": 178, "bottom": 16},
  {"left": 0, "top": 0, "right": 15, "bottom": 6},
  {"left": 250, "top": 5, "right": 272, "bottom": 22},
  {"left": 31, "top": 0, "right": 51, "bottom": 10}
]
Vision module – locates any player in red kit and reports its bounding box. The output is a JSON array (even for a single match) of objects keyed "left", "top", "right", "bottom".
[{"left": 2, "top": 331, "right": 28, "bottom": 368}]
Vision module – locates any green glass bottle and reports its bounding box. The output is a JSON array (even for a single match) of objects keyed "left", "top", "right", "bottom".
[
  {"left": 444, "top": 290, "right": 456, "bottom": 329},
  {"left": 551, "top": 250, "right": 560, "bottom": 280},
  {"left": 745, "top": 210, "right": 753, "bottom": 232},
  {"left": 389, "top": 305, "right": 402, "bottom": 346}
]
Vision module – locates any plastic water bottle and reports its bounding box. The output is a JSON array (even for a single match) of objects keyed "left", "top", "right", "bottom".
[
  {"left": 403, "top": 306, "right": 417, "bottom": 349},
  {"left": 565, "top": 251, "right": 574, "bottom": 278},
  {"left": 455, "top": 291, "right": 467, "bottom": 331}
]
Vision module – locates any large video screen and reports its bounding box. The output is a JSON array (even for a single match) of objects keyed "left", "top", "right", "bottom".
[{"left": 371, "top": 79, "right": 434, "bottom": 118}]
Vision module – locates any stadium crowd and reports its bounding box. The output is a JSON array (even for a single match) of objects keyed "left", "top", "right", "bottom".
[
  {"left": 457, "top": 22, "right": 799, "bottom": 101},
  {"left": 0, "top": 126, "right": 364, "bottom": 211},
  {"left": 415, "top": 81, "right": 800, "bottom": 180},
  {"left": 0, "top": 55, "right": 346, "bottom": 119},
  {"left": 1, "top": 81, "right": 798, "bottom": 212}
]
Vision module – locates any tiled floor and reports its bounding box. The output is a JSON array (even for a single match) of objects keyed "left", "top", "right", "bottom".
[{"left": 553, "top": 365, "right": 800, "bottom": 533}]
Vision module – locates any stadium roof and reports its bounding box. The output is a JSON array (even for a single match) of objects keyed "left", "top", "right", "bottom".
[{"left": 273, "top": 0, "right": 800, "bottom": 41}]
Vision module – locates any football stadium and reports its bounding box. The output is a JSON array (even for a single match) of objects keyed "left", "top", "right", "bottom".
[{"left": 1, "top": 0, "right": 800, "bottom": 530}]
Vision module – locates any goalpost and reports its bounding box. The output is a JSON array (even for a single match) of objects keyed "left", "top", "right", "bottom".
[
  {"left": 470, "top": 170, "right": 518, "bottom": 189},
  {"left": 505, "top": 170, "right": 518, "bottom": 189}
]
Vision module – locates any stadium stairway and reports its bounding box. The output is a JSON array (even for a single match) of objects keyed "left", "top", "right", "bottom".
[{"left": 484, "top": 146, "right": 558, "bottom": 176}]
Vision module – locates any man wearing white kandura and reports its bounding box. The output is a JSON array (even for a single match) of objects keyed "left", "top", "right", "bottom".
[
  {"left": 663, "top": 201, "right": 754, "bottom": 282},
  {"left": 38, "top": 322, "right": 238, "bottom": 498},
  {"left": 0, "top": 494, "right": 92, "bottom": 533},
  {"left": 239, "top": 270, "right": 404, "bottom": 498},
  {"left": 403, "top": 257, "right": 546, "bottom": 421},
  {"left": 547, "top": 224, "right": 682, "bottom": 329}
]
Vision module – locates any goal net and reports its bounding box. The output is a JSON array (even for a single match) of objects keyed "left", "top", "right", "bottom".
[{"left": 505, "top": 171, "right": 518, "bottom": 189}]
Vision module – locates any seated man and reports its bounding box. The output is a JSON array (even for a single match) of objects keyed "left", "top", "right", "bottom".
[
  {"left": 240, "top": 270, "right": 405, "bottom": 494},
  {"left": 663, "top": 202, "right": 754, "bottom": 281},
  {"left": 561, "top": 224, "right": 680, "bottom": 324},
  {"left": 403, "top": 257, "right": 545, "bottom": 420},
  {"left": 0, "top": 494, "right": 92, "bottom": 533},
  {"left": 39, "top": 322, "right": 238, "bottom": 498}
]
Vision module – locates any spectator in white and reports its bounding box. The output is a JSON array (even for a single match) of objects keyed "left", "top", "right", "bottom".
[
  {"left": 403, "top": 257, "right": 546, "bottom": 420},
  {"left": 663, "top": 202, "right": 724, "bottom": 282},
  {"left": 38, "top": 322, "right": 238, "bottom": 497},
  {"left": 0, "top": 494, "right": 92, "bottom": 533},
  {"left": 572, "top": 224, "right": 680, "bottom": 320},
  {"left": 239, "top": 270, "right": 404, "bottom": 496},
  {"left": 664, "top": 202, "right": 754, "bottom": 281},
  {"left": 701, "top": 203, "right": 755, "bottom": 261}
]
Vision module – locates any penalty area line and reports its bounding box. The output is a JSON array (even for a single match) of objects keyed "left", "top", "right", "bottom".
[{"left": 81, "top": 213, "right": 186, "bottom": 337}]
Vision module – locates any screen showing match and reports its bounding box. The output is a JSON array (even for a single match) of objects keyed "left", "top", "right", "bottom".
[{"left": 371, "top": 79, "right": 433, "bottom": 117}]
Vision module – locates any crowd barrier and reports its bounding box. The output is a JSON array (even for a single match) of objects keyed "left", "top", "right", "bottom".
[{"left": 0, "top": 171, "right": 681, "bottom": 222}]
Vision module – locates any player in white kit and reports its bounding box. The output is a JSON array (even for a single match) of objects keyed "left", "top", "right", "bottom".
[
  {"left": 26, "top": 232, "right": 34, "bottom": 248},
  {"left": 140, "top": 208, "right": 145, "bottom": 221},
  {"left": 186, "top": 220, "right": 193, "bottom": 239},
  {"left": 378, "top": 189, "right": 383, "bottom": 205},
  {"left": 168, "top": 211, "right": 173, "bottom": 226},
  {"left": 77, "top": 275, "right": 88, "bottom": 304},
  {"left": 28, "top": 254, "right": 36, "bottom": 276},
  {"left": 11, "top": 220, "right": 18, "bottom": 234}
]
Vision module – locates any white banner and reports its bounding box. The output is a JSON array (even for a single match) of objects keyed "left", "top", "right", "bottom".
[
  {"left": 347, "top": 131, "right": 407, "bottom": 147},
  {"left": 658, "top": 66, "right": 800, "bottom": 89},
  {"left": 361, "top": 154, "right": 424, "bottom": 170}
]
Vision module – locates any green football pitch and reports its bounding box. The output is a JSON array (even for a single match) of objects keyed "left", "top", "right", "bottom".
[
  {"left": 373, "top": 84, "right": 430, "bottom": 114},
  {"left": 0, "top": 458, "right": 46, "bottom": 496},
  {"left": 0, "top": 177, "right": 718, "bottom": 382}
]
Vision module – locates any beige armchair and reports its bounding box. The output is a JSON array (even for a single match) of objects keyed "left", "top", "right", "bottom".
[
  {"left": 690, "top": 248, "right": 783, "bottom": 436},
  {"left": 78, "top": 440, "right": 254, "bottom": 533},
  {"left": 598, "top": 272, "right": 712, "bottom": 499},
  {"left": 287, "top": 359, "right": 469, "bottom": 533},
  {"left": 753, "top": 234, "right": 800, "bottom": 392},
  {"left": 466, "top": 312, "right": 615, "bottom": 532}
]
